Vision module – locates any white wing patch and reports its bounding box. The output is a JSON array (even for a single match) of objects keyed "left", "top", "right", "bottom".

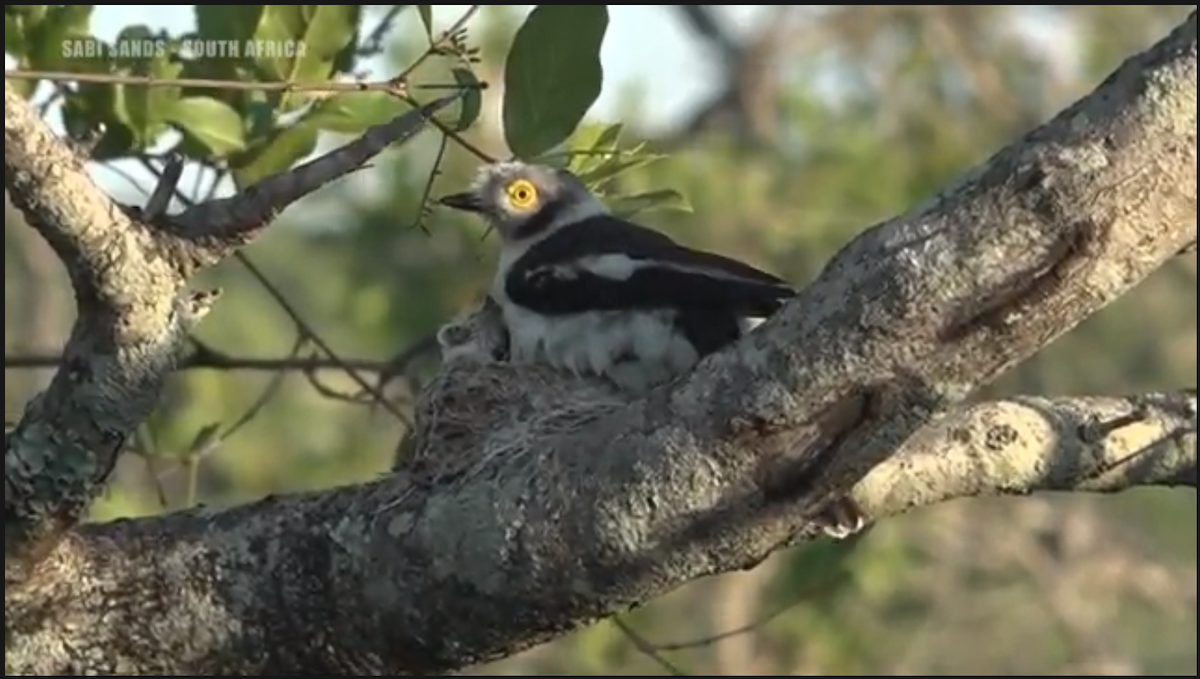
[
  {"left": 574, "top": 253, "right": 640, "bottom": 280},
  {"left": 528, "top": 252, "right": 791, "bottom": 291}
]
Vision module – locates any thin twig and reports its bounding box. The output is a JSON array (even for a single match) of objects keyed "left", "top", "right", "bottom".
[
  {"left": 5, "top": 342, "right": 436, "bottom": 373},
  {"left": 218, "top": 336, "right": 308, "bottom": 441},
  {"left": 4, "top": 69, "right": 479, "bottom": 96},
  {"left": 404, "top": 95, "right": 495, "bottom": 161},
  {"left": 231, "top": 250, "right": 413, "bottom": 425},
  {"left": 610, "top": 617, "right": 689, "bottom": 676},
  {"left": 652, "top": 598, "right": 804, "bottom": 651},
  {"left": 409, "top": 133, "right": 450, "bottom": 233},
  {"left": 5, "top": 69, "right": 408, "bottom": 95},
  {"left": 394, "top": 5, "right": 483, "bottom": 84}
]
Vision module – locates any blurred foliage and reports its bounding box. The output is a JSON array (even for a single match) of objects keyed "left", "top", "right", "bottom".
[{"left": 5, "top": 4, "right": 1197, "bottom": 675}]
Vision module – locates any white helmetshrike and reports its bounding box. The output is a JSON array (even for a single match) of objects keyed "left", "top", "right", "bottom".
[
  {"left": 438, "top": 160, "right": 868, "bottom": 541},
  {"left": 438, "top": 161, "right": 793, "bottom": 393}
]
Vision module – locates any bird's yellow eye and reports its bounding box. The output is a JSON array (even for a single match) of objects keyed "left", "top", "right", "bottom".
[{"left": 506, "top": 179, "right": 538, "bottom": 209}]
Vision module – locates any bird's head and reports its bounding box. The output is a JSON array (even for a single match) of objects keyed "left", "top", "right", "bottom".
[{"left": 437, "top": 160, "right": 604, "bottom": 242}]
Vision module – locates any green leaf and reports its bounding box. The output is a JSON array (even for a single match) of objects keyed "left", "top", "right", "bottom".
[
  {"left": 5, "top": 12, "right": 28, "bottom": 56},
  {"left": 55, "top": 35, "right": 108, "bottom": 72},
  {"left": 177, "top": 53, "right": 253, "bottom": 110},
  {"left": 450, "top": 67, "right": 482, "bottom": 131},
  {"left": 164, "top": 96, "right": 247, "bottom": 156},
  {"left": 416, "top": 5, "right": 434, "bottom": 40},
  {"left": 5, "top": 6, "right": 49, "bottom": 23},
  {"left": 303, "top": 92, "right": 405, "bottom": 134},
  {"left": 191, "top": 5, "right": 265, "bottom": 80},
  {"left": 502, "top": 5, "right": 608, "bottom": 158},
  {"left": 607, "top": 189, "right": 692, "bottom": 220},
  {"left": 254, "top": 5, "right": 359, "bottom": 111},
  {"left": 578, "top": 149, "right": 666, "bottom": 191},
  {"left": 555, "top": 124, "right": 670, "bottom": 192},
  {"left": 58, "top": 47, "right": 136, "bottom": 158},
  {"left": 194, "top": 5, "right": 264, "bottom": 44},
  {"left": 587, "top": 122, "right": 623, "bottom": 153},
  {"left": 243, "top": 100, "right": 277, "bottom": 139},
  {"left": 28, "top": 4, "right": 94, "bottom": 71},
  {"left": 114, "top": 27, "right": 183, "bottom": 148},
  {"left": 87, "top": 123, "right": 137, "bottom": 161},
  {"left": 109, "top": 24, "right": 162, "bottom": 68},
  {"left": 563, "top": 122, "right": 626, "bottom": 175},
  {"left": 230, "top": 123, "right": 320, "bottom": 190},
  {"left": 331, "top": 5, "right": 362, "bottom": 75},
  {"left": 60, "top": 80, "right": 112, "bottom": 135}
]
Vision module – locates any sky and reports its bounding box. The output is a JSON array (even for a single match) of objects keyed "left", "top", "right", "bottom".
[{"left": 7, "top": 5, "right": 767, "bottom": 203}]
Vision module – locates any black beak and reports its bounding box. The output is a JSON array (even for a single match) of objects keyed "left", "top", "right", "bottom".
[{"left": 437, "top": 191, "right": 485, "bottom": 213}]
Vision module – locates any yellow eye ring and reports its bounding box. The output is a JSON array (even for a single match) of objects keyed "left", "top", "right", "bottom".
[{"left": 506, "top": 179, "right": 538, "bottom": 209}]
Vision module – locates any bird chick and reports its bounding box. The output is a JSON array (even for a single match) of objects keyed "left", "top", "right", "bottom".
[{"left": 436, "top": 296, "right": 510, "bottom": 366}]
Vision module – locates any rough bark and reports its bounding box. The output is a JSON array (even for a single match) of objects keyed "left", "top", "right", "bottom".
[{"left": 4, "top": 11, "right": 1197, "bottom": 677}]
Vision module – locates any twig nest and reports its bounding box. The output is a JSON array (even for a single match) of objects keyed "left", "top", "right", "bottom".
[{"left": 403, "top": 302, "right": 630, "bottom": 484}]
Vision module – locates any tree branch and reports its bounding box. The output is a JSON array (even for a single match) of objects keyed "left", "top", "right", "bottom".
[
  {"left": 3, "top": 83, "right": 461, "bottom": 584},
  {"left": 4, "top": 83, "right": 210, "bottom": 575},
  {"left": 4, "top": 334, "right": 440, "bottom": 374},
  {"left": 851, "top": 390, "right": 1196, "bottom": 518},
  {"left": 4, "top": 11, "right": 1197, "bottom": 676},
  {"left": 5, "top": 373, "right": 1194, "bottom": 674}
]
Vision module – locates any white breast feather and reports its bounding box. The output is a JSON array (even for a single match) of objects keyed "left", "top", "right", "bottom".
[{"left": 495, "top": 299, "right": 700, "bottom": 392}]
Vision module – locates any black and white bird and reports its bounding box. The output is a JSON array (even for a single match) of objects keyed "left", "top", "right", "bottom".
[
  {"left": 438, "top": 160, "right": 868, "bottom": 540},
  {"left": 437, "top": 160, "right": 795, "bottom": 393}
]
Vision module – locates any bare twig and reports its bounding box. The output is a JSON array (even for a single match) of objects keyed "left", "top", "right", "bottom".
[
  {"left": 4, "top": 350, "right": 394, "bottom": 372},
  {"left": 142, "top": 155, "right": 184, "bottom": 220},
  {"left": 409, "top": 133, "right": 450, "bottom": 233},
  {"left": 402, "top": 94, "right": 496, "bottom": 162},
  {"left": 394, "top": 5, "right": 483, "bottom": 84},
  {"left": 610, "top": 616, "right": 689, "bottom": 675},
  {"left": 3, "top": 69, "right": 477, "bottom": 95},
  {"left": 652, "top": 597, "right": 804, "bottom": 652},
  {"left": 230, "top": 251, "right": 415, "bottom": 424}
]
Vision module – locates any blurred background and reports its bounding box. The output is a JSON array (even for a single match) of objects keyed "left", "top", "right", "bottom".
[{"left": 5, "top": 5, "right": 1197, "bottom": 675}]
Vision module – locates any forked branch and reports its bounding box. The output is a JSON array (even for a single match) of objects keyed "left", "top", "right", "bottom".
[{"left": 3, "top": 83, "right": 461, "bottom": 584}]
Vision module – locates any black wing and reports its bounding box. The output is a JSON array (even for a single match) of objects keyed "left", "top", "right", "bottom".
[{"left": 506, "top": 215, "right": 794, "bottom": 316}]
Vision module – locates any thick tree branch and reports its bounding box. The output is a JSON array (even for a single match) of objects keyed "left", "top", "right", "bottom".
[
  {"left": 5, "top": 367, "right": 1194, "bottom": 674},
  {"left": 850, "top": 390, "right": 1196, "bottom": 520},
  {"left": 4, "top": 12, "right": 1197, "bottom": 677},
  {"left": 3, "top": 84, "right": 459, "bottom": 584},
  {"left": 4, "top": 83, "right": 207, "bottom": 576}
]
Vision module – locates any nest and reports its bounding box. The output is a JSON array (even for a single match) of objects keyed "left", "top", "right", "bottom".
[{"left": 400, "top": 301, "right": 631, "bottom": 485}]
